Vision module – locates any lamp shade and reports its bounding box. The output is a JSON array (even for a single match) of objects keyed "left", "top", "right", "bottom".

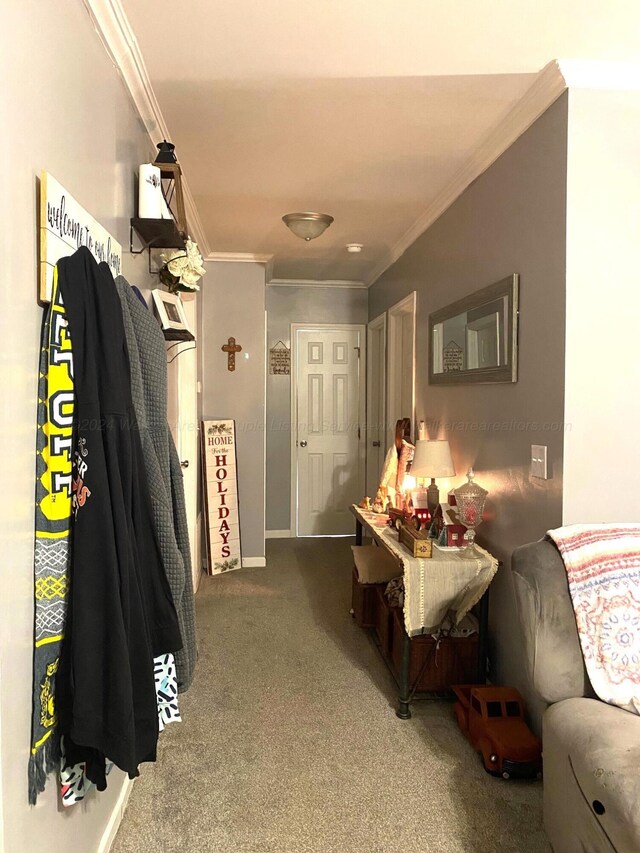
[{"left": 410, "top": 440, "right": 455, "bottom": 478}]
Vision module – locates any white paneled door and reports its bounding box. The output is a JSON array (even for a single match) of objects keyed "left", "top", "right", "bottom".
[{"left": 293, "top": 325, "right": 365, "bottom": 536}]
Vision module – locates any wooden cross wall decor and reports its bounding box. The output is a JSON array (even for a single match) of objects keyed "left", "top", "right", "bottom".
[{"left": 222, "top": 336, "right": 242, "bottom": 371}]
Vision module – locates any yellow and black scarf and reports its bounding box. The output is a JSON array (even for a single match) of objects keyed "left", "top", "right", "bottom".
[{"left": 28, "top": 269, "right": 74, "bottom": 804}]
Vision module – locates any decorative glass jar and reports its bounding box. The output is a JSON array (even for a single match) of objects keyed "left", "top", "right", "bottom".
[{"left": 453, "top": 468, "right": 488, "bottom": 558}]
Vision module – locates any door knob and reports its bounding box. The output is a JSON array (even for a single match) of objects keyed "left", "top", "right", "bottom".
[
  {"left": 372, "top": 440, "right": 381, "bottom": 447},
  {"left": 299, "top": 440, "right": 308, "bottom": 448},
  {"left": 181, "top": 460, "right": 189, "bottom": 468}
]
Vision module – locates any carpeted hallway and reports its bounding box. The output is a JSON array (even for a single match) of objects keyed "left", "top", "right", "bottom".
[{"left": 112, "top": 538, "right": 549, "bottom": 853}]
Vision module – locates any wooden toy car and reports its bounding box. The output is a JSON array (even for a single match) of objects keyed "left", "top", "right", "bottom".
[{"left": 452, "top": 685, "right": 542, "bottom": 779}]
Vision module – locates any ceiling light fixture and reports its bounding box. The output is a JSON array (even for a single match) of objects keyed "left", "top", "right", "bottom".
[
  {"left": 282, "top": 212, "right": 334, "bottom": 241},
  {"left": 346, "top": 243, "right": 363, "bottom": 253}
]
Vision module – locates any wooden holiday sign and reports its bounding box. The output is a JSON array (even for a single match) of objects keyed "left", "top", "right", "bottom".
[
  {"left": 201, "top": 419, "right": 242, "bottom": 575},
  {"left": 39, "top": 171, "right": 122, "bottom": 302}
]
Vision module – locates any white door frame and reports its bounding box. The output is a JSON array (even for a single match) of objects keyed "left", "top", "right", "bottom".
[
  {"left": 366, "top": 312, "right": 387, "bottom": 496},
  {"left": 168, "top": 295, "right": 201, "bottom": 592},
  {"left": 290, "top": 323, "right": 367, "bottom": 536},
  {"left": 387, "top": 292, "right": 417, "bottom": 447}
]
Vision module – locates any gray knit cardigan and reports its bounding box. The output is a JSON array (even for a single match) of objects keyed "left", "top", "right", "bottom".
[{"left": 115, "top": 277, "right": 196, "bottom": 691}]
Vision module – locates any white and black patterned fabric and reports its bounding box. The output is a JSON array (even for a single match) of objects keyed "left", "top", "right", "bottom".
[{"left": 155, "top": 653, "right": 182, "bottom": 732}]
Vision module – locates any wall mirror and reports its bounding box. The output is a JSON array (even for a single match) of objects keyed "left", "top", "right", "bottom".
[{"left": 429, "top": 274, "right": 519, "bottom": 385}]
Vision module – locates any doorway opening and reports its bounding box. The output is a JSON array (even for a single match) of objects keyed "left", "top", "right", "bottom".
[
  {"left": 366, "top": 312, "right": 386, "bottom": 497},
  {"left": 387, "top": 292, "right": 416, "bottom": 448}
]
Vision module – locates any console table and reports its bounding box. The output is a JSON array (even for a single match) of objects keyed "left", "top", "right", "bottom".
[{"left": 350, "top": 504, "right": 498, "bottom": 719}]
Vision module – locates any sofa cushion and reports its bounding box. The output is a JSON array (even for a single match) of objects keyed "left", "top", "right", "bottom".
[
  {"left": 544, "top": 697, "right": 640, "bottom": 852},
  {"left": 512, "top": 538, "right": 594, "bottom": 704},
  {"left": 351, "top": 544, "right": 401, "bottom": 584}
]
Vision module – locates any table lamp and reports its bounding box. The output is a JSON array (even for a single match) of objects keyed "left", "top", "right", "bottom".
[{"left": 410, "top": 440, "right": 455, "bottom": 516}]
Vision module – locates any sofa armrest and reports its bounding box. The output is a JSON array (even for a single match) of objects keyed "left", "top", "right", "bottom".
[{"left": 512, "top": 538, "right": 593, "bottom": 705}]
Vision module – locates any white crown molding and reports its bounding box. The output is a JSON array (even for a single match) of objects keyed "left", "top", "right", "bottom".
[
  {"left": 205, "top": 252, "right": 274, "bottom": 264},
  {"left": 365, "top": 60, "right": 568, "bottom": 287},
  {"left": 264, "top": 256, "right": 275, "bottom": 284},
  {"left": 82, "top": 0, "right": 210, "bottom": 256},
  {"left": 267, "top": 278, "right": 367, "bottom": 289}
]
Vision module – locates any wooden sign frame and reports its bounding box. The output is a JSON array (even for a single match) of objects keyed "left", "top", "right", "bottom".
[
  {"left": 39, "top": 171, "right": 122, "bottom": 302},
  {"left": 201, "top": 419, "right": 242, "bottom": 575}
]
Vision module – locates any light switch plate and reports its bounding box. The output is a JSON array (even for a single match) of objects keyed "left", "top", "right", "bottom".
[{"left": 531, "top": 444, "right": 548, "bottom": 479}]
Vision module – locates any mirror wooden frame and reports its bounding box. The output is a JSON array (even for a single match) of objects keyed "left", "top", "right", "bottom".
[{"left": 428, "top": 274, "right": 519, "bottom": 385}]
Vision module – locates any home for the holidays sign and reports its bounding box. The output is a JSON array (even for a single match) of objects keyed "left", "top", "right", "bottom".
[{"left": 201, "top": 419, "right": 242, "bottom": 575}]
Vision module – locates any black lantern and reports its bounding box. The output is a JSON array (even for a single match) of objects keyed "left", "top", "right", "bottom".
[{"left": 153, "top": 140, "right": 187, "bottom": 238}]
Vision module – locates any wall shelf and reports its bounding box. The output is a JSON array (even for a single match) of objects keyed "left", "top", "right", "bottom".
[
  {"left": 164, "top": 328, "right": 195, "bottom": 342},
  {"left": 130, "top": 218, "right": 186, "bottom": 253}
]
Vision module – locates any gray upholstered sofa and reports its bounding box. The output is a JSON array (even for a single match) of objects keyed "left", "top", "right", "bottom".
[{"left": 512, "top": 538, "right": 640, "bottom": 853}]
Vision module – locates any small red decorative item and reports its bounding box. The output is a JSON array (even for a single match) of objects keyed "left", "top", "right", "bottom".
[
  {"left": 452, "top": 685, "right": 542, "bottom": 780},
  {"left": 413, "top": 507, "right": 431, "bottom": 528},
  {"left": 387, "top": 506, "right": 413, "bottom": 531}
]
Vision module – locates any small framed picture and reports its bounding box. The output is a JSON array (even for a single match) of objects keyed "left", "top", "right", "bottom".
[{"left": 151, "top": 289, "right": 194, "bottom": 341}]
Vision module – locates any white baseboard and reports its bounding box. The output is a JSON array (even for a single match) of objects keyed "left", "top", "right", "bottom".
[
  {"left": 265, "top": 529, "right": 293, "bottom": 539},
  {"left": 242, "top": 556, "right": 267, "bottom": 568},
  {"left": 98, "top": 776, "right": 134, "bottom": 853}
]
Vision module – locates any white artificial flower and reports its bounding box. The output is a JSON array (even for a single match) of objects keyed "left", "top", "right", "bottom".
[
  {"left": 180, "top": 268, "right": 201, "bottom": 290},
  {"left": 185, "top": 240, "right": 206, "bottom": 278},
  {"left": 160, "top": 238, "right": 206, "bottom": 291}
]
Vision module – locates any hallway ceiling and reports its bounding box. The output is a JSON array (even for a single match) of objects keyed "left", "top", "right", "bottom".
[{"left": 121, "top": 0, "right": 640, "bottom": 285}]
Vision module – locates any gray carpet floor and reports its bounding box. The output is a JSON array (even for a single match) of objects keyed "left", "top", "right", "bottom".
[{"left": 112, "top": 538, "right": 549, "bottom": 853}]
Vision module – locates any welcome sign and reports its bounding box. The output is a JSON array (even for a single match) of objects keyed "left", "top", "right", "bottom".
[
  {"left": 201, "top": 419, "right": 242, "bottom": 575},
  {"left": 39, "top": 171, "right": 122, "bottom": 302}
]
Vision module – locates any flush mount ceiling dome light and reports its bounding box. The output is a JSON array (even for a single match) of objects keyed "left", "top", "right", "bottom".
[{"left": 282, "top": 212, "right": 334, "bottom": 241}]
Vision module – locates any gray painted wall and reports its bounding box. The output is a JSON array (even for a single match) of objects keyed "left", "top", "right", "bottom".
[
  {"left": 200, "top": 262, "right": 266, "bottom": 559},
  {"left": 1, "top": 1, "right": 158, "bottom": 849},
  {"left": 369, "top": 94, "right": 568, "bottom": 728},
  {"left": 266, "top": 285, "right": 368, "bottom": 531}
]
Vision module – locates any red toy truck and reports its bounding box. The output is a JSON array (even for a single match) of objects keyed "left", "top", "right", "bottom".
[{"left": 452, "top": 685, "right": 542, "bottom": 780}]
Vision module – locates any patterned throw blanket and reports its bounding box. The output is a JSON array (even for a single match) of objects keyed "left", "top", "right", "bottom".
[{"left": 547, "top": 524, "right": 640, "bottom": 714}]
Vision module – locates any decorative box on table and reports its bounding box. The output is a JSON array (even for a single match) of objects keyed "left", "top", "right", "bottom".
[{"left": 398, "top": 521, "right": 433, "bottom": 558}]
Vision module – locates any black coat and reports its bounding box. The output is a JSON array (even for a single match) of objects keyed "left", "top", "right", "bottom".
[{"left": 57, "top": 248, "right": 182, "bottom": 785}]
